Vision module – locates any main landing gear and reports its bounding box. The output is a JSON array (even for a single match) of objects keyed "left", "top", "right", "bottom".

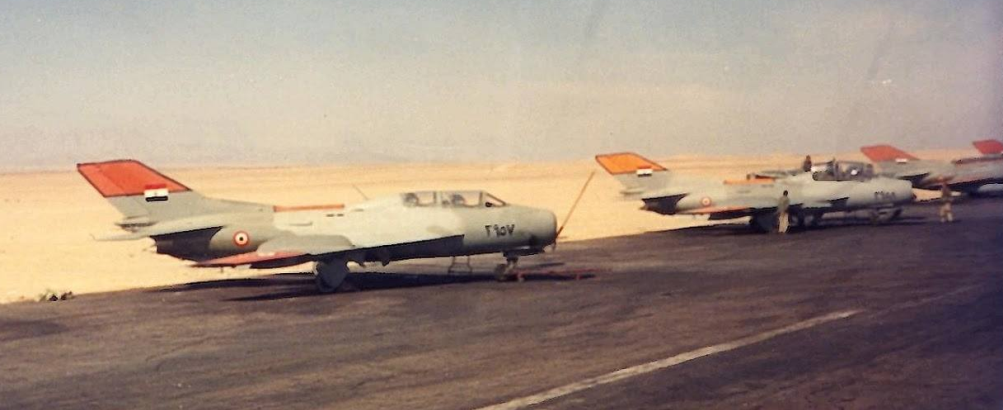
[
  {"left": 749, "top": 214, "right": 776, "bottom": 233},
  {"left": 447, "top": 256, "right": 474, "bottom": 274},
  {"left": 314, "top": 260, "right": 350, "bottom": 294},
  {"left": 869, "top": 207, "right": 903, "bottom": 225}
]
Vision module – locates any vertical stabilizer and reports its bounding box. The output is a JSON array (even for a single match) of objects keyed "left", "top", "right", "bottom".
[
  {"left": 77, "top": 160, "right": 269, "bottom": 226},
  {"left": 594, "top": 152, "right": 672, "bottom": 195},
  {"left": 972, "top": 139, "right": 1003, "bottom": 155},
  {"left": 860, "top": 145, "right": 920, "bottom": 163}
]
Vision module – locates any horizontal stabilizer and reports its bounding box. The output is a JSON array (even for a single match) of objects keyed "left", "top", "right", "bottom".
[
  {"left": 972, "top": 139, "right": 1003, "bottom": 155},
  {"left": 93, "top": 217, "right": 226, "bottom": 241},
  {"left": 860, "top": 145, "right": 919, "bottom": 162}
]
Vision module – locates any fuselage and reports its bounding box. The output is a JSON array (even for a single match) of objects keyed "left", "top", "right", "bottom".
[
  {"left": 151, "top": 192, "right": 558, "bottom": 266},
  {"left": 641, "top": 172, "right": 914, "bottom": 217},
  {"left": 875, "top": 155, "right": 1003, "bottom": 193}
]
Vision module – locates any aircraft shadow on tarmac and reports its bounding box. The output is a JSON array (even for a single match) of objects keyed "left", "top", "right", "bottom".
[
  {"left": 152, "top": 268, "right": 591, "bottom": 302},
  {"left": 658, "top": 215, "right": 930, "bottom": 238}
]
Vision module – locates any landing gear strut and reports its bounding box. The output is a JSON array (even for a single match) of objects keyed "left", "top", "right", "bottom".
[
  {"left": 314, "top": 260, "right": 349, "bottom": 294},
  {"left": 494, "top": 256, "right": 520, "bottom": 282},
  {"left": 447, "top": 256, "right": 473, "bottom": 275}
]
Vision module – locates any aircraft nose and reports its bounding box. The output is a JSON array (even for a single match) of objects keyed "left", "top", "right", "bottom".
[
  {"left": 530, "top": 208, "right": 558, "bottom": 247},
  {"left": 900, "top": 182, "right": 917, "bottom": 202}
]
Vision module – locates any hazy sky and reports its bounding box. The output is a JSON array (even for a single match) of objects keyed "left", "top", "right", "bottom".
[{"left": 2, "top": 0, "right": 1001, "bottom": 169}]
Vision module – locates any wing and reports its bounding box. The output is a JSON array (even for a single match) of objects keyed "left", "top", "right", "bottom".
[
  {"left": 682, "top": 196, "right": 848, "bottom": 220},
  {"left": 946, "top": 177, "right": 1003, "bottom": 193},
  {"left": 195, "top": 235, "right": 355, "bottom": 268},
  {"left": 679, "top": 197, "right": 780, "bottom": 220},
  {"left": 798, "top": 197, "right": 849, "bottom": 210},
  {"left": 195, "top": 228, "right": 464, "bottom": 268},
  {"left": 679, "top": 206, "right": 752, "bottom": 217},
  {"left": 895, "top": 171, "right": 932, "bottom": 185}
]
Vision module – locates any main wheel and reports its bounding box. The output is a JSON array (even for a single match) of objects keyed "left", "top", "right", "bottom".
[
  {"left": 889, "top": 207, "right": 903, "bottom": 221},
  {"left": 314, "top": 260, "right": 350, "bottom": 294},
  {"left": 809, "top": 212, "right": 823, "bottom": 228},
  {"left": 749, "top": 214, "right": 775, "bottom": 233}
]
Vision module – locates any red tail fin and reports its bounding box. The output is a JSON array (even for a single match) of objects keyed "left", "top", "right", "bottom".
[
  {"left": 860, "top": 145, "right": 919, "bottom": 162},
  {"left": 972, "top": 139, "right": 1003, "bottom": 155},
  {"left": 77, "top": 160, "right": 190, "bottom": 198}
]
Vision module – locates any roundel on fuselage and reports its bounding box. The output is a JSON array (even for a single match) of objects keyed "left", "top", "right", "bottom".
[{"left": 233, "top": 231, "right": 251, "bottom": 247}]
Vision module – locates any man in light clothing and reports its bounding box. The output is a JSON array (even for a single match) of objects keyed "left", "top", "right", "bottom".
[
  {"left": 777, "top": 190, "right": 791, "bottom": 234},
  {"left": 939, "top": 181, "right": 954, "bottom": 223}
]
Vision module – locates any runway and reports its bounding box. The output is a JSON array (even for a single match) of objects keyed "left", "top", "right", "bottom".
[{"left": 1, "top": 199, "right": 1000, "bottom": 409}]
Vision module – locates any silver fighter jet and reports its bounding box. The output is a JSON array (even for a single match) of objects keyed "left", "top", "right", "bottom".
[
  {"left": 78, "top": 160, "right": 557, "bottom": 292},
  {"left": 595, "top": 152, "right": 915, "bottom": 231}
]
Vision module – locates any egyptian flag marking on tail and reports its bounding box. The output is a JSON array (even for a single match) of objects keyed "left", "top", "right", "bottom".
[
  {"left": 636, "top": 166, "right": 654, "bottom": 178},
  {"left": 144, "top": 183, "right": 169, "bottom": 202}
]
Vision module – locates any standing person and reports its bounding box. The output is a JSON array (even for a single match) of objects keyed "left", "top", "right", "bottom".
[
  {"left": 777, "top": 190, "right": 791, "bottom": 233},
  {"left": 801, "top": 155, "right": 813, "bottom": 173},
  {"left": 939, "top": 181, "right": 954, "bottom": 223}
]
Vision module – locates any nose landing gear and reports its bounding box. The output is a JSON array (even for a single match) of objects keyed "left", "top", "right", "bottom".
[{"left": 495, "top": 255, "right": 521, "bottom": 280}]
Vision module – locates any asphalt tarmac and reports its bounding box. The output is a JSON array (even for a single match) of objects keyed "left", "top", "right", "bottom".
[{"left": 1, "top": 199, "right": 1000, "bottom": 410}]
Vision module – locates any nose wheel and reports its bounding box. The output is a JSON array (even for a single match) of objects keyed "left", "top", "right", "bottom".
[{"left": 494, "top": 256, "right": 521, "bottom": 282}]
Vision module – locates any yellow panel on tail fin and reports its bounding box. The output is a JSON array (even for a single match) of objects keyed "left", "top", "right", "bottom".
[{"left": 594, "top": 153, "right": 667, "bottom": 175}]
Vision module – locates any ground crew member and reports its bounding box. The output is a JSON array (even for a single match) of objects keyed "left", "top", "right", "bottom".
[
  {"left": 939, "top": 181, "right": 954, "bottom": 223},
  {"left": 801, "top": 155, "right": 813, "bottom": 173},
  {"left": 777, "top": 190, "right": 791, "bottom": 234}
]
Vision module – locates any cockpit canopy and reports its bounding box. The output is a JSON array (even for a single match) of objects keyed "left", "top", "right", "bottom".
[
  {"left": 400, "top": 191, "right": 508, "bottom": 208},
  {"left": 811, "top": 160, "right": 875, "bottom": 182}
]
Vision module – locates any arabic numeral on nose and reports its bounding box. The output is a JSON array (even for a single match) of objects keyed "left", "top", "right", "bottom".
[
  {"left": 484, "top": 224, "right": 516, "bottom": 237},
  {"left": 874, "top": 191, "right": 896, "bottom": 201}
]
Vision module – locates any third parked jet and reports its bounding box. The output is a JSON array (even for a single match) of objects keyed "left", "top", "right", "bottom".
[{"left": 860, "top": 140, "right": 1003, "bottom": 196}]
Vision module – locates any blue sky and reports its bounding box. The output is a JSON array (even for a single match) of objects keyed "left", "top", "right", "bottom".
[{"left": 1, "top": 0, "right": 1001, "bottom": 169}]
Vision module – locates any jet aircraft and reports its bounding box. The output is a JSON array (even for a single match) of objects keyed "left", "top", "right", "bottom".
[
  {"left": 78, "top": 160, "right": 558, "bottom": 292},
  {"left": 860, "top": 140, "right": 1003, "bottom": 196},
  {"left": 595, "top": 152, "right": 915, "bottom": 231}
]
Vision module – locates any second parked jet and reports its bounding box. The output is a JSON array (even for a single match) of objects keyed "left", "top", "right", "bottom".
[{"left": 595, "top": 152, "right": 915, "bottom": 231}]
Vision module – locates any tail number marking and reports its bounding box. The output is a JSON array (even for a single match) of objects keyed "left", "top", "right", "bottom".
[{"left": 485, "top": 224, "right": 516, "bottom": 237}]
